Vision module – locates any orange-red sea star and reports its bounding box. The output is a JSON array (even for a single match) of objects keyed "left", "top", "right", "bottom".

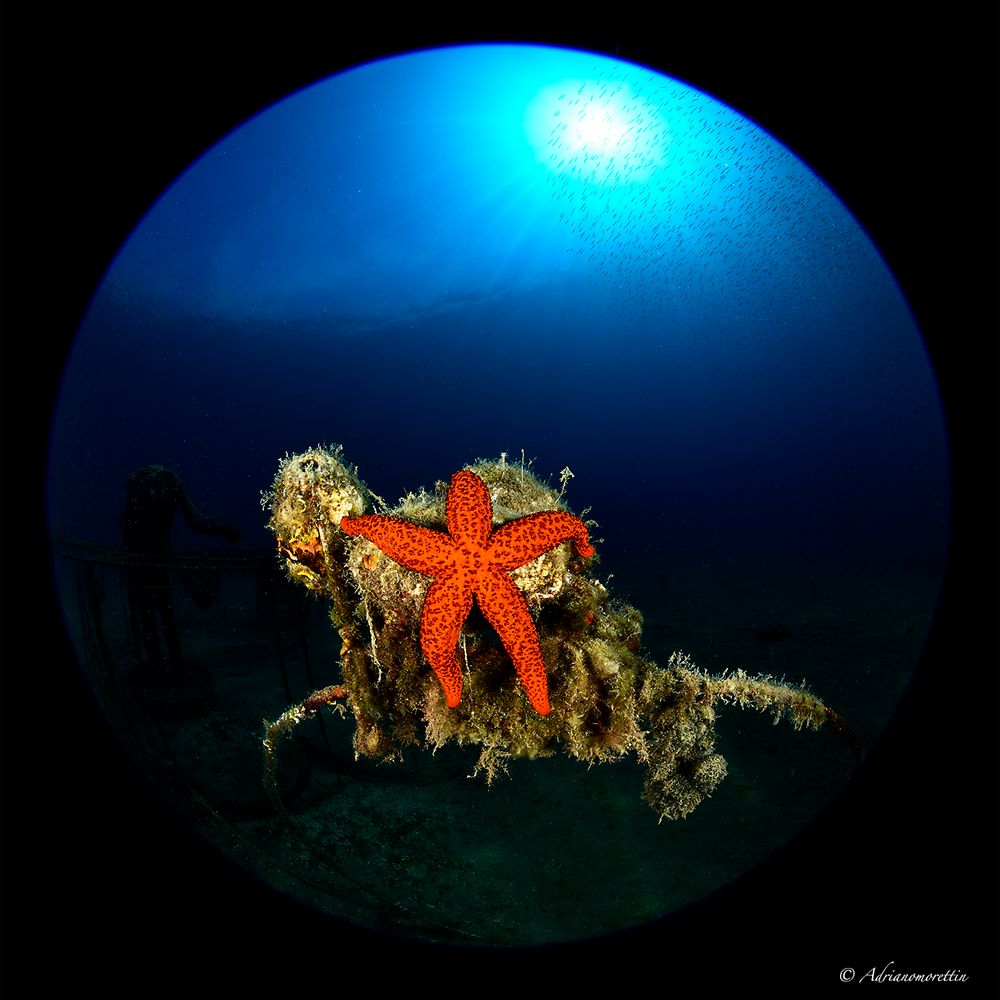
[{"left": 340, "top": 469, "right": 594, "bottom": 715}]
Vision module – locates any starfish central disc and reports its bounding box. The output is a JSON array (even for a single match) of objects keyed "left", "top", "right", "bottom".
[{"left": 340, "top": 469, "right": 594, "bottom": 715}]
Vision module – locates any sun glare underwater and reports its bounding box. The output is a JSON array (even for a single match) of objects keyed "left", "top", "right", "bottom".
[{"left": 48, "top": 44, "right": 949, "bottom": 945}]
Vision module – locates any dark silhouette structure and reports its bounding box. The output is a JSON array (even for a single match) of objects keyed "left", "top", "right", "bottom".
[{"left": 123, "top": 465, "right": 239, "bottom": 672}]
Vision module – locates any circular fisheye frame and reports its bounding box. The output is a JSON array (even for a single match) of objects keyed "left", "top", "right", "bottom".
[{"left": 48, "top": 44, "right": 949, "bottom": 945}]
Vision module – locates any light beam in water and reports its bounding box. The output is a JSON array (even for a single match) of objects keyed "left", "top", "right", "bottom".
[{"left": 526, "top": 77, "right": 669, "bottom": 186}]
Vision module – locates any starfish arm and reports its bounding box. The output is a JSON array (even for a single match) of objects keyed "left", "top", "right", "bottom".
[
  {"left": 446, "top": 469, "right": 493, "bottom": 547},
  {"left": 486, "top": 510, "right": 595, "bottom": 571},
  {"left": 420, "top": 573, "right": 473, "bottom": 708},
  {"left": 340, "top": 515, "right": 454, "bottom": 575},
  {"left": 475, "top": 570, "right": 551, "bottom": 715}
]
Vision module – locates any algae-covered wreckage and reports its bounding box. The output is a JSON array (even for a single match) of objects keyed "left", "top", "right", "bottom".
[{"left": 262, "top": 445, "right": 853, "bottom": 822}]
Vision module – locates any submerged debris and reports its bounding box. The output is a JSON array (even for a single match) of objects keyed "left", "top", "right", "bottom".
[{"left": 263, "top": 445, "right": 846, "bottom": 821}]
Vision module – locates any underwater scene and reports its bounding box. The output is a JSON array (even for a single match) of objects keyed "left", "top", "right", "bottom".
[{"left": 47, "top": 45, "right": 950, "bottom": 947}]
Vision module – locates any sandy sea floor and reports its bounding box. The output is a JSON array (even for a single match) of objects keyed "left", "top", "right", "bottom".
[{"left": 52, "top": 547, "right": 941, "bottom": 945}]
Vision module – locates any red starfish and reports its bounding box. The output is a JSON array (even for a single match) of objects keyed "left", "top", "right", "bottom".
[{"left": 340, "top": 469, "right": 594, "bottom": 715}]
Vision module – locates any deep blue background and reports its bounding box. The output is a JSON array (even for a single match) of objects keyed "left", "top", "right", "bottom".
[{"left": 48, "top": 46, "right": 947, "bottom": 585}]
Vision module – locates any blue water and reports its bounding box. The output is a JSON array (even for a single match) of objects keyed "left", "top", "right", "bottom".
[
  {"left": 49, "top": 46, "right": 947, "bottom": 584},
  {"left": 45, "top": 43, "right": 951, "bottom": 942}
]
